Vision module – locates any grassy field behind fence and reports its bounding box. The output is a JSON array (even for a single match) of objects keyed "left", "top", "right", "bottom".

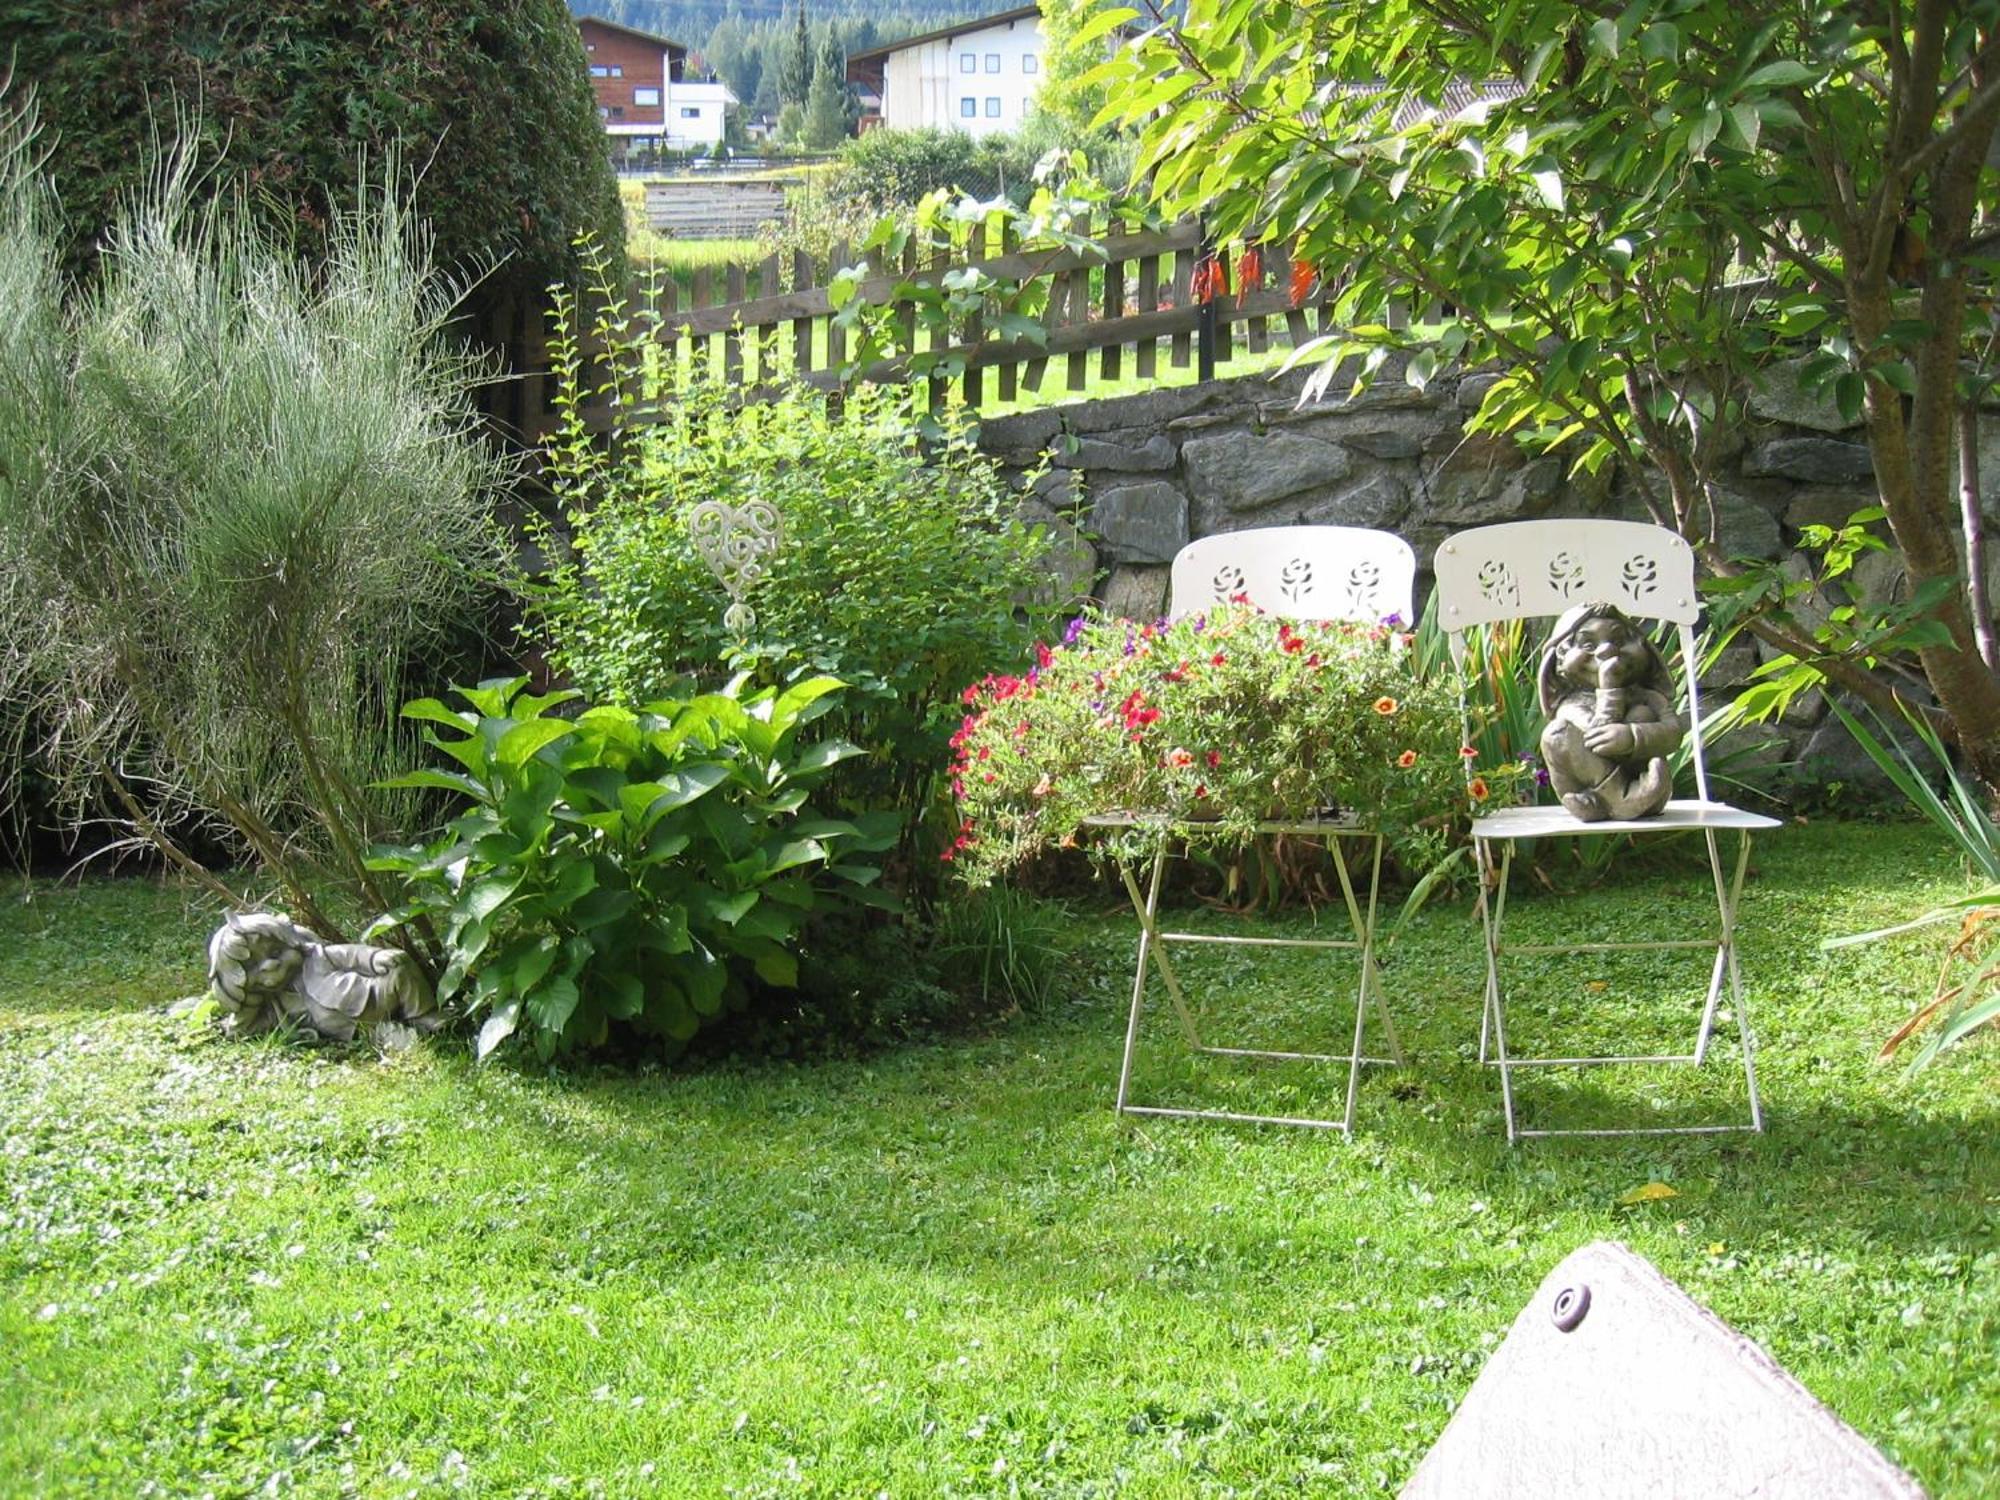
[{"left": 2, "top": 821, "right": 1997, "bottom": 1496}]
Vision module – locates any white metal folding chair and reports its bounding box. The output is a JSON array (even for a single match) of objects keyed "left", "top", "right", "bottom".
[
  {"left": 1433, "top": 520, "right": 1781, "bottom": 1142},
  {"left": 1100, "top": 525, "right": 1415, "bottom": 1132}
]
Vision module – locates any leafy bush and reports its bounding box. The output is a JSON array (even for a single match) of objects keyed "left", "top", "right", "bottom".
[
  {"left": 535, "top": 308, "right": 1062, "bottom": 887},
  {"left": 830, "top": 121, "right": 1131, "bottom": 213},
  {"left": 369, "top": 676, "right": 895, "bottom": 1061},
  {"left": 950, "top": 605, "right": 1490, "bottom": 884},
  {"left": 0, "top": 102, "right": 506, "bottom": 935},
  {"left": 11, "top": 0, "right": 621, "bottom": 319}
]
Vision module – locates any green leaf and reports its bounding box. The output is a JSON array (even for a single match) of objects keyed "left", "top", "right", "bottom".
[
  {"left": 1069, "top": 5, "right": 1140, "bottom": 48},
  {"left": 1586, "top": 17, "right": 1619, "bottom": 60},
  {"left": 476, "top": 997, "right": 521, "bottom": 1061},
  {"left": 401, "top": 698, "right": 475, "bottom": 731},
  {"left": 789, "top": 740, "right": 865, "bottom": 777},
  {"left": 1723, "top": 102, "right": 1761, "bottom": 153},
  {"left": 464, "top": 873, "right": 522, "bottom": 924},
  {"left": 1638, "top": 22, "right": 1679, "bottom": 64},
  {"left": 527, "top": 974, "right": 581, "bottom": 1034},
  {"left": 1741, "top": 59, "right": 1817, "bottom": 90},
  {"left": 1834, "top": 370, "right": 1866, "bottom": 424},
  {"left": 602, "top": 970, "right": 646, "bottom": 1021},
  {"left": 496, "top": 719, "right": 575, "bottom": 769},
  {"left": 1689, "top": 103, "right": 1723, "bottom": 157},
  {"left": 770, "top": 677, "right": 847, "bottom": 737},
  {"left": 683, "top": 948, "right": 727, "bottom": 1015},
  {"left": 376, "top": 768, "right": 486, "bottom": 799},
  {"left": 765, "top": 838, "right": 830, "bottom": 875},
  {"left": 1527, "top": 164, "right": 1563, "bottom": 211},
  {"left": 569, "top": 887, "right": 637, "bottom": 931},
  {"left": 753, "top": 948, "right": 799, "bottom": 988}
]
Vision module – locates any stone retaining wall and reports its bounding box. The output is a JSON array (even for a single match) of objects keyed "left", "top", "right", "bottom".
[{"left": 980, "top": 357, "right": 2000, "bottom": 790}]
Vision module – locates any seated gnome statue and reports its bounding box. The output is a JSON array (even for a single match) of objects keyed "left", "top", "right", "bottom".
[
  {"left": 205, "top": 913, "right": 438, "bottom": 1041},
  {"left": 1537, "top": 602, "right": 1684, "bottom": 822}
]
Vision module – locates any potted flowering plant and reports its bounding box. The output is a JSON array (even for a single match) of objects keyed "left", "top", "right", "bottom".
[{"left": 948, "top": 603, "right": 1509, "bottom": 883}]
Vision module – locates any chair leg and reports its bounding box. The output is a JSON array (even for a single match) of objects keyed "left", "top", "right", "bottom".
[
  {"left": 1114, "top": 847, "right": 1171, "bottom": 1116},
  {"left": 1328, "top": 833, "right": 1396, "bottom": 1133},
  {"left": 1116, "top": 850, "right": 1202, "bottom": 1049},
  {"left": 1478, "top": 838, "right": 1519, "bottom": 1144},
  {"left": 1726, "top": 832, "right": 1765, "bottom": 1132},
  {"left": 1487, "top": 829, "right": 1764, "bottom": 1141}
]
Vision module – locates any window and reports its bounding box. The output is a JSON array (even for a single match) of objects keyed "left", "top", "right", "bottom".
[
  {"left": 589, "top": 64, "right": 610, "bottom": 78},
  {"left": 609, "top": 65, "right": 623, "bottom": 77},
  {"left": 985, "top": 53, "right": 1000, "bottom": 72},
  {"left": 985, "top": 96, "right": 1000, "bottom": 116},
  {"left": 680, "top": 107, "right": 702, "bottom": 118},
  {"left": 597, "top": 106, "right": 611, "bottom": 120},
  {"left": 960, "top": 97, "right": 977, "bottom": 117},
  {"left": 1022, "top": 54, "right": 1038, "bottom": 74},
  {"left": 634, "top": 87, "right": 660, "bottom": 106},
  {"left": 959, "top": 53, "right": 975, "bottom": 73},
  {"left": 608, "top": 106, "right": 625, "bottom": 118}
]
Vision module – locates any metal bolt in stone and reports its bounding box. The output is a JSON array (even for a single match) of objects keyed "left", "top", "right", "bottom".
[{"left": 1551, "top": 1283, "right": 1591, "bottom": 1332}]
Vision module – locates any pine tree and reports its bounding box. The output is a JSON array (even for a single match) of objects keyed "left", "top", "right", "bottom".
[
  {"left": 778, "top": 0, "right": 813, "bottom": 108},
  {"left": 802, "top": 51, "right": 847, "bottom": 149}
]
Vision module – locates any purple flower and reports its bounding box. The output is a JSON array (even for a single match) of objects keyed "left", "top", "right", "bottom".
[
  {"left": 1089, "top": 699, "right": 1104, "bottom": 712},
  {"left": 1192, "top": 614, "right": 1207, "bottom": 633},
  {"left": 1380, "top": 611, "right": 1406, "bottom": 628},
  {"left": 1535, "top": 768, "right": 1551, "bottom": 788},
  {"left": 1063, "top": 615, "right": 1087, "bottom": 645}
]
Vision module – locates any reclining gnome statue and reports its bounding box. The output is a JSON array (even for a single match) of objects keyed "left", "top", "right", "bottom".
[
  {"left": 1536, "top": 602, "right": 1684, "bottom": 823},
  {"left": 205, "top": 913, "right": 438, "bottom": 1041}
]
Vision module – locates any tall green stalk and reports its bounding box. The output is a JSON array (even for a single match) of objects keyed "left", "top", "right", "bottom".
[{"left": 0, "top": 98, "right": 508, "bottom": 935}]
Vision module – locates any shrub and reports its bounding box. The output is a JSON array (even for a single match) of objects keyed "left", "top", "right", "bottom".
[
  {"left": 949, "top": 605, "right": 1499, "bottom": 884},
  {"left": 369, "top": 676, "right": 895, "bottom": 1061},
  {"left": 0, "top": 102, "right": 507, "bottom": 935},
  {"left": 534, "top": 298, "right": 1062, "bottom": 890},
  {"left": 10, "top": 0, "right": 621, "bottom": 321}
]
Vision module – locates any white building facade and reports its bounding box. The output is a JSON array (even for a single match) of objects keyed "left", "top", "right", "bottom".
[{"left": 857, "top": 6, "right": 1046, "bottom": 138}]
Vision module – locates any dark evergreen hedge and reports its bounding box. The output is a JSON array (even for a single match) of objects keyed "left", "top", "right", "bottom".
[{"left": 3, "top": 0, "right": 622, "bottom": 311}]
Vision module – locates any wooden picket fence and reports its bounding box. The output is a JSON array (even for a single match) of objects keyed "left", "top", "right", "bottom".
[{"left": 486, "top": 216, "right": 1387, "bottom": 443}]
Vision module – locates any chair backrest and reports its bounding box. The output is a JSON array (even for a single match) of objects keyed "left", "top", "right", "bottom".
[
  {"left": 1432, "top": 519, "right": 1713, "bottom": 801},
  {"left": 1168, "top": 525, "right": 1417, "bottom": 623}
]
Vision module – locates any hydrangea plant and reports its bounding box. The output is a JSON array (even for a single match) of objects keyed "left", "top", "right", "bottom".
[{"left": 949, "top": 603, "right": 1510, "bottom": 884}]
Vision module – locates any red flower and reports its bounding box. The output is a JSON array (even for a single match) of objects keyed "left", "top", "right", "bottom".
[
  {"left": 1289, "top": 250, "right": 1317, "bottom": 308},
  {"left": 1035, "top": 642, "right": 1053, "bottom": 668},
  {"left": 1166, "top": 747, "right": 1194, "bottom": 768},
  {"left": 1469, "top": 777, "right": 1491, "bottom": 802},
  {"left": 1205, "top": 750, "right": 1221, "bottom": 769},
  {"left": 1397, "top": 750, "right": 1419, "bottom": 768},
  {"left": 1191, "top": 254, "right": 1227, "bottom": 305},
  {"left": 1194, "top": 783, "right": 1208, "bottom": 799},
  {"left": 1211, "top": 652, "right": 1227, "bottom": 666},
  {"left": 1237, "top": 246, "right": 1262, "bottom": 306},
  {"left": 1373, "top": 696, "right": 1399, "bottom": 715}
]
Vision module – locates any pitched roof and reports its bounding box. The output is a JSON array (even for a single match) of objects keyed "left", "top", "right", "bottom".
[
  {"left": 846, "top": 5, "right": 1043, "bottom": 65},
  {"left": 574, "top": 13, "right": 688, "bottom": 55}
]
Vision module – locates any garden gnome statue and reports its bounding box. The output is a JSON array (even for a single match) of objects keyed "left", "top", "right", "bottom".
[
  {"left": 1537, "top": 602, "right": 1683, "bottom": 822},
  {"left": 206, "top": 913, "right": 438, "bottom": 1041}
]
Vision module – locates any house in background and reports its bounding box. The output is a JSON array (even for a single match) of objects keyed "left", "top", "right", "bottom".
[
  {"left": 576, "top": 15, "right": 736, "bottom": 157},
  {"left": 844, "top": 4, "right": 1044, "bottom": 138}
]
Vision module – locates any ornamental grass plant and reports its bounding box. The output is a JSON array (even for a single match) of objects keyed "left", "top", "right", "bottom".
[{"left": 949, "top": 604, "right": 1507, "bottom": 883}]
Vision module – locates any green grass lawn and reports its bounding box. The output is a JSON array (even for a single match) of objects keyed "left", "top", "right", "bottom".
[{"left": 3, "top": 822, "right": 1996, "bottom": 1497}]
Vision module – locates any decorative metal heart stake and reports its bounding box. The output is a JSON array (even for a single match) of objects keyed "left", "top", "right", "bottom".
[{"left": 688, "top": 499, "right": 784, "bottom": 637}]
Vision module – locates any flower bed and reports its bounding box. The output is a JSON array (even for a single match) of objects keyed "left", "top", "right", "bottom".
[{"left": 949, "top": 603, "right": 1497, "bottom": 882}]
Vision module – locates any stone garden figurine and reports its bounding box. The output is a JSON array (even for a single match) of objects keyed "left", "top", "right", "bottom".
[
  {"left": 206, "top": 913, "right": 438, "bottom": 1041},
  {"left": 1537, "top": 601, "right": 1684, "bottom": 822}
]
